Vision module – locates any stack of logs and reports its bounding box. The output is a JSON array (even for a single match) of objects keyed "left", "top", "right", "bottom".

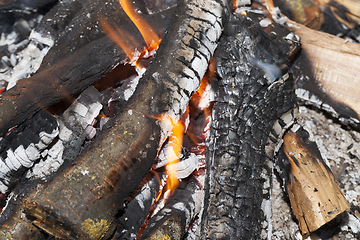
[{"left": 0, "top": 0, "right": 359, "bottom": 239}]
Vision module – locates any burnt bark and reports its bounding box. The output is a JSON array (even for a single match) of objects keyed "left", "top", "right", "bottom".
[
  {"left": 23, "top": 0, "right": 227, "bottom": 239},
  {"left": 0, "top": 0, "right": 176, "bottom": 134},
  {"left": 139, "top": 176, "right": 201, "bottom": 240},
  {"left": 201, "top": 14, "right": 298, "bottom": 239}
]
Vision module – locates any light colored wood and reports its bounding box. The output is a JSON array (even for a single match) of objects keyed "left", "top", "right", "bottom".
[
  {"left": 287, "top": 19, "right": 360, "bottom": 118},
  {"left": 282, "top": 128, "right": 350, "bottom": 236}
]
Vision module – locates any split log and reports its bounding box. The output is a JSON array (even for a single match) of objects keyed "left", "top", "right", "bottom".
[
  {"left": 276, "top": 124, "right": 350, "bottom": 236},
  {"left": 23, "top": 0, "right": 227, "bottom": 239},
  {"left": 0, "top": 0, "right": 176, "bottom": 134},
  {"left": 273, "top": 0, "right": 324, "bottom": 29},
  {"left": 200, "top": 13, "right": 299, "bottom": 240},
  {"left": 287, "top": 19, "right": 360, "bottom": 127}
]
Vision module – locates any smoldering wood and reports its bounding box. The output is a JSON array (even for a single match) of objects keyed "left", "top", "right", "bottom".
[
  {"left": 139, "top": 175, "right": 201, "bottom": 240},
  {"left": 276, "top": 124, "right": 350, "bottom": 236},
  {"left": 0, "top": 0, "right": 177, "bottom": 134},
  {"left": 288, "top": 20, "right": 360, "bottom": 127},
  {"left": 114, "top": 171, "right": 163, "bottom": 239},
  {"left": 200, "top": 13, "right": 299, "bottom": 240},
  {"left": 0, "top": 181, "right": 47, "bottom": 240},
  {"left": 0, "top": 109, "right": 58, "bottom": 193},
  {"left": 23, "top": 0, "right": 227, "bottom": 239}
]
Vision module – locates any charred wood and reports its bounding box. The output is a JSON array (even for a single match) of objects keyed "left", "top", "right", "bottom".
[
  {"left": 114, "top": 171, "right": 163, "bottom": 239},
  {"left": 23, "top": 0, "right": 227, "bottom": 239},
  {"left": 200, "top": 13, "right": 299, "bottom": 240},
  {"left": 0, "top": 0, "right": 176, "bottom": 134},
  {"left": 139, "top": 175, "right": 201, "bottom": 240},
  {"left": 0, "top": 86, "right": 103, "bottom": 239}
]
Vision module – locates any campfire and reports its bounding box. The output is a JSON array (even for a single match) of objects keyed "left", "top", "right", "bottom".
[{"left": 0, "top": 0, "right": 360, "bottom": 239}]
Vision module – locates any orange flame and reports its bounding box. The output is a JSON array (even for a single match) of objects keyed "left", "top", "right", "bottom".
[
  {"left": 101, "top": 19, "right": 143, "bottom": 68},
  {"left": 101, "top": 0, "right": 162, "bottom": 69},
  {"left": 119, "top": 0, "right": 161, "bottom": 52},
  {"left": 154, "top": 115, "right": 185, "bottom": 195}
]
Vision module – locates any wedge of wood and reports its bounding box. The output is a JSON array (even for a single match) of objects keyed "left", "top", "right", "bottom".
[{"left": 278, "top": 125, "right": 350, "bottom": 236}]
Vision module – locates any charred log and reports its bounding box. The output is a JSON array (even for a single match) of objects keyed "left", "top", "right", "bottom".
[
  {"left": 200, "top": 13, "right": 299, "bottom": 239},
  {"left": 139, "top": 175, "right": 202, "bottom": 240},
  {"left": 0, "top": 86, "right": 103, "bottom": 239}
]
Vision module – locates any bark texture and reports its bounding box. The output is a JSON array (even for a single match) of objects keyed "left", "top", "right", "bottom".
[{"left": 201, "top": 14, "right": 298, "bottom": 239}]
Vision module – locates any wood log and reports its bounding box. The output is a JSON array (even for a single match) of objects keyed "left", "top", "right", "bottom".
[
  {"left": 317, "top": 0, "right": 360, "bottom": 20},
  {"left": 23, "top": 0, "right": 227, "bottom": 239},
  {"left": 0, "top": 86, "right": 103, "bottom": 239},
  {"left": 200, "top": 13, "right": 299, "bottom": 240},
  {"left": 287, "top": 19, "right": 360, "bottom": 126},
  {"left": 114, "top": 171, "right": 163, "bottom": 239},
  {"left": 276, "top": 124, "right": 350, "bottom": 236}
]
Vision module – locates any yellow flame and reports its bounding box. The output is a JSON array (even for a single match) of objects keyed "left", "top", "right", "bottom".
[{"left": 119, "top": 0, "right": 161, "bottom": 51}]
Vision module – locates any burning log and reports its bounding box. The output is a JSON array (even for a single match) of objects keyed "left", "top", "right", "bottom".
[
  {"left": 0, "top": 0, "right": 176, "bottom": 134},
  {"left": 200, "top": 13, "right": 299, "bottom": 239},
  {"left": 23, "top": 0, "right": 227, "bottom": 239},
  {"left": 276, "top": 124, "right": 350, "bottom": 236},
  {"left": 139, "top": 175, "right": 202, "bottom": 240},
  {"left": 287, "top": 19, "right": 360, "bottom": 127},
  {"left": 114, "top": 170, "right": 163, "bottom": 239}
]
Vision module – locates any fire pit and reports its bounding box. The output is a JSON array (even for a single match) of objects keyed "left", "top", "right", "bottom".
[{"left": 0, "top": 0, "right": 360, "bottom": 239}]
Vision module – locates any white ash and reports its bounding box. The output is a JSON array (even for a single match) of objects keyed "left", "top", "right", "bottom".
[
  {"left": 0, "top": 15, "right": 54, "bottom": 90},
  {"left": 27, "top": 140, "right": 64, "bottom": 179},
  {"left": 260, "top": 18, "right": 272, "bottom": 28},
  {"left": 271, "top": 106, "right": 360, "bottom": 239},
  {"left": 26, "top": 87, "right": 103, "bottom": 180}
]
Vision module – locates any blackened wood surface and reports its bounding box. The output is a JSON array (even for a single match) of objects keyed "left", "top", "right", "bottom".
[
  {"left": 0, "top": 0, "right": 176, "bottom": 134},
  {"left": 201, "top": 15, "right": 297, "bottom": 239}
]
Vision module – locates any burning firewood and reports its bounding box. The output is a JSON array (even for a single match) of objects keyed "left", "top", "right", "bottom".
[
  {"left": 0, "top": 86, "right": 103, "bottom": 239},
  {"left": 115, "top": 171, "right": 164, "bottom": 239},
  {"left": 0, "top": 0, "right": 176, "bottom": 134},
  {"left": 139, "top": 175, "right": 202, "bottom": 240},
  {"left": 23, "top": 0, "right": 227, "bottom": 239}
]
